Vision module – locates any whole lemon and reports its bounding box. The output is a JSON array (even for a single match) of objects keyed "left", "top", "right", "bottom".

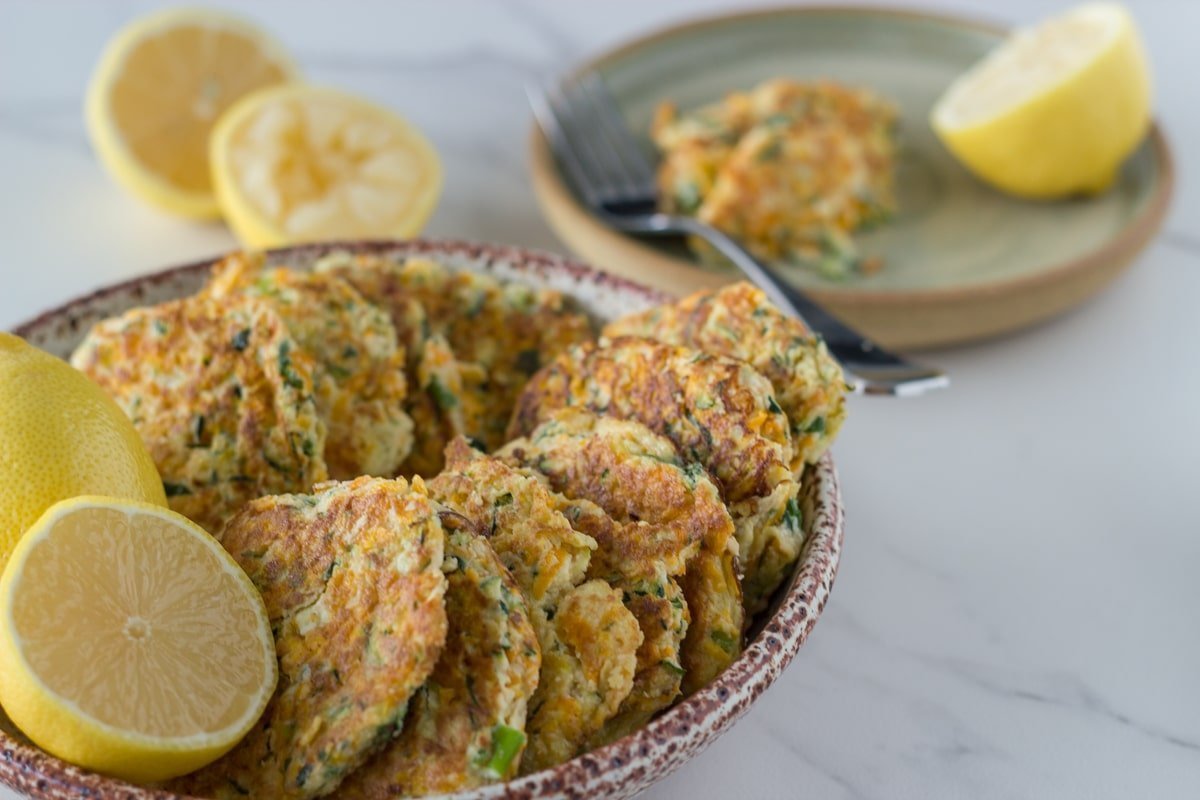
[{"left": 0, "top": 333, "right": 166, "bottom": 563}]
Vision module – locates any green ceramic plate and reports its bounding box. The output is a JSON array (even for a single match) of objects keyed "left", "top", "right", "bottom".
[{"left": 530, "top": 6, "right": 1173, "bottom": 348}]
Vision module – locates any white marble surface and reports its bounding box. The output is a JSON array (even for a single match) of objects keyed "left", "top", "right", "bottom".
[{"left": 1, "top": 1, "right": 1198, "bottom": 798}]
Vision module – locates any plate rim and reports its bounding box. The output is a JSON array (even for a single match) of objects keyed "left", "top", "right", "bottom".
[{"left": 529, "top": 3, "right": 1176, "bottom": 309}]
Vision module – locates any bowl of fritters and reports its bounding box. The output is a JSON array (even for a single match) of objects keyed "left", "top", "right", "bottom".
[{"left": 5, "top": 240, "right": 844, "bottom": 800}]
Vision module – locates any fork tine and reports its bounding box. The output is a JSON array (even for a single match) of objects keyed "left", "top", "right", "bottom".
[
  {"left": 575, "top": 73, "right": 658, "bottom": 194},
  {"left": 527, "top": 82, "right": 603, "bottom": 207},
  {"left": 545, "top": 80, "right": 628, "bottom": 201},
  {"left": 567, "top": 74, "right": 643, "bottom": 198}
]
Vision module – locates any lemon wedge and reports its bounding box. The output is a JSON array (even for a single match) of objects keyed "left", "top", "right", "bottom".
[
  {"left": 931, "top": 3, "right": 1151, "bottom": 198},
  {"left": 85, "top": 8, "right": 298, "bottom": 218},
  {"left": 0, "top": 333, "right": 166, "bottom": 566},
  {"left": 0, "top": 497, "right": 276, "bottom": 783},
  {"left": 210, "top": 85, "right": 443, "bottom": 248}
]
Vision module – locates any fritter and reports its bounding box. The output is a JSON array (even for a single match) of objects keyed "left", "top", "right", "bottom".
[
  {"left": 429, "top": 440, "right": 641, "bottom": 773},
  {"left": 653, "top": 78, "right": 898, "bottom": 278},
  {"left": 173, "top": 476, "right": 447, "bottom": 800},
  {"left": 529, "top": 578, "right": 643, "bottom": 770},
  {"left": 509, "top": 337, "right": 801, "bottom": 613},
  {"left": 498, "top": 409, "right": 742, "bottom": 728},
  {"left": 338, "top": 515, "right": 540, "bottom": 797},
  {"left": 70, "top": 293, "right": 328, "bottom": 533},
  {"left": 204, "top": 252, "right": 413, "bottom": 479},
  {"left": 604, "top": 281, "right": 846, "bottom": 466},
  {"left": 317, "top": 252, "right": 594, "bottom": 451}
]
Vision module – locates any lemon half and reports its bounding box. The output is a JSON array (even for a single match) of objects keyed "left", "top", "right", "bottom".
[
  {"left": 931, "top": 3, "right": 1151, "bottom": 198},
  {"left": 0, "top": 333, "right": 166, "bottom": 565},
  {"left": 85, "top": 7, "right": 298, "bottom": 218},
  {"left": 0, "top": 497, "right": 276, "bottom": 783},
  {"left": 210, "top": 84, "right": 443, "bottom": 248}
]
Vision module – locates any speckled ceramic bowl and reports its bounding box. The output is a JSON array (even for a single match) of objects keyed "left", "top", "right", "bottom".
[{"left": 5, "top": 240, "right": 843, "bottom": 800}]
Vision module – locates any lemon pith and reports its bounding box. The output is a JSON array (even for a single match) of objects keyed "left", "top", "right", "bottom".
[
  {"left": 931, "top": 3, "right": 1151, "bottom": 198},
  {"left": 85, "top": 7, "right": 299, "bottom": 218},
  {"left": 0, "top": 333, "right": 166, "bottom": 566},
  {"left": 0, "top": 496, "right": 276, "bottom": 783},
  {"left": 210, "top": 84, "right": 443, "bottom": 248}
]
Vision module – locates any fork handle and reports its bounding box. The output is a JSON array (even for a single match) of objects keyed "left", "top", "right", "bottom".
[{"left": 677, "top": 218, "right": 949, "bottom": 397}]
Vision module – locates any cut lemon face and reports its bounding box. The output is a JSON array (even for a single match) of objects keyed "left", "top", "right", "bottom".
[
  {"left": 0, "top": 497, "right": 276, "bottom": 783},
  {"left": 931, "top": 2, "right": 1151, "bottom": 198},
  {"left": 85, "top": 8, "right": 298, "bottom": 218},
  {"left": 210, "top": 85, "right": 443, "bottom": 248}
]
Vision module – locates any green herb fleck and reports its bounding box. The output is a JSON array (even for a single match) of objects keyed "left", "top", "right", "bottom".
[
  {"left": 711, "top": 630, "right": 738, "bottom": 653},
  {"left": 783, "top": 497, "right": 803, "bottom": 534},
  {"left": 478, "top": 724, "right": 526, "bottom": 778},
  {"left": 163, "top": 482, "right": 192, "bottom": 497},
  {"left": 277, "top": 341, "right": 306, "bottom": 390},
  {"left": 804, "top": 416, "right": 826, "bottom": 435},
  {"left": 674, "top": 180, "right": 702, "bottom": 214},
  {"left": 428, "top": 376, "right": 457, "bottom": 410},
  {"left": 231, "top": 328, "right": 251, "bottom": 351},
  {"left": 660, "top": 659, "right": 686, "bottom": 677},
  {"left": 767, "top": 396, "right": 784, "bottom": 415},
  {"left": 494, "top": 492, "right": 514, "bottom": 508},
  {"left": 264, "top": 452, "right": 292, "bottom": 474},
  {"left": 326, "top": 363, "right": 352, "bottom": 381},
  {"left": 757, "top": 138, "right": 784, "bottom": 161}
]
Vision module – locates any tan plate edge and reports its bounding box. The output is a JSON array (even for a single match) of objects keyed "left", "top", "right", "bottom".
[{"left": 528, "top": 5, "right": 1176, "bottom": 349}]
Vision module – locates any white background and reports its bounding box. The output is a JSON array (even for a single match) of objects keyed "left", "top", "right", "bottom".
[{"left": 0, "top": 1, "right": 1197, "bottom": 798}]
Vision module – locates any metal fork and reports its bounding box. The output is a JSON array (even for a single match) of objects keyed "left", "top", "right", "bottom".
[{"left": 529, "top": 73, "right": 948, "bottom": 397}]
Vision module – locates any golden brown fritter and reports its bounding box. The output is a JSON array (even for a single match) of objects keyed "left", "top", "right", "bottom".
[
  {"left": 338, "top": 516, "right": 540, "bottom": 797},
  {"left": 537, "top": 495, "right": 690, "bottom": 745},
  {"left": 317, "top": 253, "right": 594, "bottom": 451},
  {"left": 70, "top": 293, "right": 328, "bottom": 533},
  {"left": 653, "top": 78, "right": 898, "bottom": 278},
  {"left": 204, "top": 252, "right": 413, "bottom": 479},
  {"left": 604, "top": 281, "right": 846, "bottom": 466},
  {"left": 529, "top": 578, "right": 642, "bottom": 770},
  {"left": 509, "top": 337, "right": 801, "bottom": 613},
  {"left": 429, "top": 440, "right": 641, "bottom": 773},
  {"left": 498, "top": 409, "right": 742, "bottom": 729},
  {"left": 173, "top": 476, "right": 447, "bottom": 800}
]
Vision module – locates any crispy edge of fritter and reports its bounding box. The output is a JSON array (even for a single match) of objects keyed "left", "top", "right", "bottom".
[
  {"left": 499, "top": 409, "right": 742, "bottom": 730},
  {"left": 338, "top": 513, "right": 540, "bottom": 797},
  {"left": 496, "top": 410, "right": 707, "bottom": 577},
  {"left": 174, "top": 476, "right": 447, "bottom": 800},
  {"left": 508, "top": 338, "right": 801, "bottom": 612},
  {"left": 429, "top": 441, "right": 642, "bottom": 773},
  {"left": 69, "top": 292, "right": 329, "bottom": 534},
  {"left": 603, "top": 281, "right": 846, "bottom": 466},
  {"left": 317, "top": 253, "right": 595, "bottom": 451},
  {"left": 204, "top": 252, "right": 414, "bottom": 479},
  {"left": 508, "top": 337, "right": 796, "bottom": 504},
  {"left": 520, "top": 578, "right": 641, "bottom": 774}
]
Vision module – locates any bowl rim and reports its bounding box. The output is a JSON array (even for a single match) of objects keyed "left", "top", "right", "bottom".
[{"left": 4, "top": 239, "right": 844, "bottom": 800}]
